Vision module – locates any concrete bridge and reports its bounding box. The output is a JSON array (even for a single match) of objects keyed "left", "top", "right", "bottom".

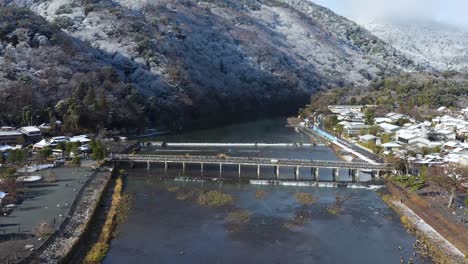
[
  {"left": 147, "top": 142, "right": 327, "bottom": 147},
  {"left": 110, "top": 154, "right": 392, "bottom": 182}
]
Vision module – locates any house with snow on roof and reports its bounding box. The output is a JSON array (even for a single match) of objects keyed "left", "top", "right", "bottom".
[{"left": 19, "top": 126, "right": 42, "bottom": 144}]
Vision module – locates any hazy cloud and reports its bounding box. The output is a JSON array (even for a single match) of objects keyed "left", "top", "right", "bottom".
[{"left": 313, "top": 0, "right": 468, "bottom": 27}]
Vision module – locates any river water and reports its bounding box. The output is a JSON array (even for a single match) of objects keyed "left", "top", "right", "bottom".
[{"left": 104, "top": 118, "right": 433, "bottom": 264}]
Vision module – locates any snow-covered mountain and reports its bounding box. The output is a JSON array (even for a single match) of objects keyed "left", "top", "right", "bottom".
[
  {"left": 363, "top": 19, "right": 468, "bottom": 72},
  {"left": 0, "top": 0, "right": 419, "bottom": 129}
]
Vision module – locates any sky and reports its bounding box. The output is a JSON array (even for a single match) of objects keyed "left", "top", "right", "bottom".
[{"left": 312, "top": 0, "right": 468, "bottom": 27}]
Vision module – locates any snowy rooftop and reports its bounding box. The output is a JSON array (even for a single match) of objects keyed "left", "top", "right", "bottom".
[{"left": 379, "top": 122, "right": 400, "bottom": 132}]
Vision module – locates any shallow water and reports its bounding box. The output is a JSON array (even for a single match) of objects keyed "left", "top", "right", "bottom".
[{"left": 104, "top": 118, "right": 433, "bottom": 263}]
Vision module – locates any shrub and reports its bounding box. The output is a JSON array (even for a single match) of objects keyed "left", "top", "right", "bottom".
[
  {"left": 255, "top": 190, "right": 268, "bottom": 199},
  {"left": 294, "top": 192, "right": 316, "bottom": 205},
  {"left": 43, "top": 171, "right": 57, "bottom": 182},
  {"left": 35, "top": 220, "right": 54, "bottom": 237},
  {"left": 53, "top": 16, "right": 74, "bottom": 29},
  {"left": 166, "top": 186, "right": 179, "bottom": 192},
  {"left": 197, "top": 191, "right": 233, "bottom": 208},
  {"left": 225, "top": 209, "right": 251, "bottom": 224},
  {"left": 392, "top": 175, "right": 426, "bottom": 192}
]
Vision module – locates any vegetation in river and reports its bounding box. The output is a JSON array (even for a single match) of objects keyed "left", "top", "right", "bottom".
[
  {"left": 84, "top": 172, "right": 124, "bottom": 264},
  {"left": 326, "top": 193, "right": 353, "bottom": 215},
  {"left": 197, "top": 190, "right": 233, "bottom": 208},
  {"left": 166, "top": 186, "right": 180, "bottom": 192},
  {"left": 284, "top": 211, "right": 309, "bottom": 229},
  {"left": 294, "top": 192, "right": 317, "bottom": 205},
  {"left": 115, "top": 193, "right": 133, "bottom": 225},
  {"left": 225, "top": 209, "right": 252, "bottom": 224},
  {"left": 255, "top": 190, "right": 269, "bottom": 200},
  {"left": 176, "top": 190, "right": 197, "bottom": 201},
  {"left": 224, "top": 209, "right": 252, "bottom": 233}
]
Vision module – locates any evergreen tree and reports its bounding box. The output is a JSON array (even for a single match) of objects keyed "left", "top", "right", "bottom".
[
  {"left": 38, "top": 147, "right": 53, "bottom": 162},
  {"left": 71, "top": 151, "right": 81, "bottom": 172},
  {"left": 92, "top": 141, "right": 106, "bottom": 162},
  {"left": 84, "top": 86, "right": 96, "bottom": 106},
  {"left": 364, "top": 109, "right": 375, "bottom": 125}
]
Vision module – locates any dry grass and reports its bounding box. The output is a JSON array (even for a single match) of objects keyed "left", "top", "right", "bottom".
[
  {"left": 326, "top": 207, "right": 341, "bottom": 215},
  {"left": 84, "top": 176, "right": 124, "bottom": 264},
  {"left": 284, "top": 212, "right": 309, "bottom": 229},
  {"left": 166, "top": 186, "right": 180, "bottom": 192},
  {"left": 176, "top": 190, "right": 196, "bottom": 201},
  {"left": 35, "top": 220, "right": 54, "bottom": 238},
  {"left": 225, "top": 209, "right": 251, "bottom": 224},
  {"left": 197, "top": 190, "right": 233, "bottom": 208},
  {"left": 43, "top": 171, "right": 57, "bottom": 182},
  {"left": 294, "top": 192, "right": 316, "bottom": 205},
  {"left": 255, "top": 190, "right": 268, "bottom": 199}
]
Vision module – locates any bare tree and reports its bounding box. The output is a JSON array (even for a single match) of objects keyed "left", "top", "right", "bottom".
[{"left": 427, "top": 163, "right": 468, "bottom": 208}]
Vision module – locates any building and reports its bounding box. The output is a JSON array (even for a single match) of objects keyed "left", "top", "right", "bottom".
[
  {"left": 328, "top": 105, "right": 363, "bottom": 114},
  {"left": 19, "top": 126, "right": 42, "bottom": 144},
  {"left": 381, "top": 142, "right": 402, "bottom": 151},
  {"left": 378, "top": 123, "right": 400, "bottom": 134},
  {"left": 359, "top": 134, "right": 378, "bottom": 144},
  {"left": 69, "top": 135, "right": 91, "bottom": 144},
  {"left": 344, "top": 123, "right": 370, "bottom": 136},
  {"left": 33, "top": 139, "right": 51, "bottom": 150},
  {"left": 0, "top": 130, "right": 24, "bottom": 146}
]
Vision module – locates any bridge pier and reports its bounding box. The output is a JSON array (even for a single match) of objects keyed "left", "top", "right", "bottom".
[
  {"left": 219, "top": 164, "right": 223, "bottom": 178},
  {"left": 332, "top": 168, "right": 339, "bottom": 182},
  {"left": 351, "top": 169, "right": 360, "bottom": 182},
  {"left": 182, "top": 162, "right": 186, "bottom": 176},
  {"left": 275, "top": 166, "right": 280, "bottom": 179},
  {"left": 164, "top": 161, "right": 168, "bottom": 175},
  {"left": 147, "top": 161, "right": 150, "bottom": 172},
  {"left": 238, "top": 164, "right": 241, "bottom": 178},
  {"left": 312, "top": 167, "right": 319, "bottom": 181},
  {"left": 257, "top": 165, "right": 261, "bottom": 179},
  {"left": 201, "top": 163, "right": 204, "bottom": 177},
  {"left": 294, "top": 166, "right": 300, "bottom": 180}
]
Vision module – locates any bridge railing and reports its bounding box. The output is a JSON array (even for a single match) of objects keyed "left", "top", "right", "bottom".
[{"left": 111, "top": 154, "right": 392, "bottom": 170}]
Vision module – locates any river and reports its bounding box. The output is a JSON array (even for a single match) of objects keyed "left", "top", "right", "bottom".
[{"left": 104, "top": 118, "right": 433, "bottom": 264}]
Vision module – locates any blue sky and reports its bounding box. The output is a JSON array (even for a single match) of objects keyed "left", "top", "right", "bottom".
[{"left": 312, "top": 0, "right": 468, "bottom": 27}]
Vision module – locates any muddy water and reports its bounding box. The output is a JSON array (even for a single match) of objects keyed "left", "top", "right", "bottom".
[{"left": 104, "top": 118, "right": 433, "bottom": 263}]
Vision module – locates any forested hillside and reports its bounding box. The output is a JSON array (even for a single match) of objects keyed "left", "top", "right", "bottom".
[
  {"left": 300, "top": 72, "right": 468, "bottom": 118},
  {"left": 0, "top": 0, "right": 420, "bottom": 132}
]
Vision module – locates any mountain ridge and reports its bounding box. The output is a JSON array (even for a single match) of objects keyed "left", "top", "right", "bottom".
[{"left": 361, "top": 18, "right": 468, "bottom": 72}]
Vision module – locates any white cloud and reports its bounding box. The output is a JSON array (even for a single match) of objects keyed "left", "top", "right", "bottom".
[{"left": 313, "top": 0, "right": 468, "bottom": 27}]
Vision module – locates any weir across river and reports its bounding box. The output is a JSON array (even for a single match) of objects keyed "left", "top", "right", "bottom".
[{"left": 110, "top": 154, "right": 392, "bottom": 183}]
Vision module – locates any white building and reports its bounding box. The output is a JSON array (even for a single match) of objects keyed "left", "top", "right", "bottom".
[
  {"left": 379, "top": 123, "right": 400, "bottom": 134},
  {"left": 328, "top": 105, "right": 363, "bottom": 114}
]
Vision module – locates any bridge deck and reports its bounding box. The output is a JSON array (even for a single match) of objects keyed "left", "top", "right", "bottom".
[{"left": 111, "top": 154, "right": 391, "bottom": 170}]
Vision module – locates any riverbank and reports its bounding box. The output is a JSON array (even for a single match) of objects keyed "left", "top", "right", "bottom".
[{"left": 380, "top": 181, "right": 467, "bottom": 264}]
